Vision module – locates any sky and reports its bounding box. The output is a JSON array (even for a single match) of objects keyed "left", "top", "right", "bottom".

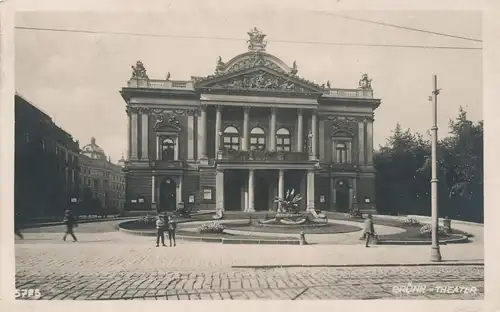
[{"left": 14, "top": 9, "right": 482, "bottom": 162}]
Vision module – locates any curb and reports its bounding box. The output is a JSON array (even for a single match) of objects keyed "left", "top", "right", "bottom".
[
  {"left": 231, "top": 262, "right": 485, "bottom": 269},
  {"left": 117, "top": 225, "right": 300, "bottom": 245},
  {"left": 377, "top": 234, "right": 470, "bottom": 245},
  {"left": 23, "top": 216, "right": 139, "bottom": 229}
]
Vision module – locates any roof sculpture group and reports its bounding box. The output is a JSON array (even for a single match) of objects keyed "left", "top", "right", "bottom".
[{"left": 129, "top": 28, "right": 373, "bottom": 92}]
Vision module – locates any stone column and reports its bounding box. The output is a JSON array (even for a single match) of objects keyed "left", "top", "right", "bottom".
[
  {"left": 127, "top": 108, "right": 131, "bottom": 160},
  {"left": 174, "top": 137, "right": 179, "bottom": 161},
  {"left": 151, "top": 175, "right": 156, "bottom": 203},
  {"left": 306, "top": 170, "right": 315, "bottom": 211},
  {"left": 358, "top": 120, "right": 365, "bottom": 165},
  {"left": 310, "top": 113, "right": 317, "bottom": 160},
  {"left": 297, "top": 109, "right": 304, "bottom": 152},
  {"left": 347, "top": 141, "right": 352, "bottom": 164},
  {"left": 198, "top": 105, "right": 207, "bottom": 159},
  {"left": 332, "top": 139, "right": 337, "bottom": 163},
  {"left": 278, "top": 169, "right": 284, "bottom": 210},
  {"left": 130, "top": 108, "right": 139, "bottom": 160},
  {"left": 187, "top": 112, "right": 195, "bottom": 160},
  {"left": 366, "top": 118, "right": 374, "bottom": 165},
  {"left": 215, "top": 106, "right": 222, "bottom": 153},
  {"left": 269, "top": 107, "right": 277, "bottom": 151},
  {"left": 176, "top": 175, "right": 183, "bottom": 204},
  {"left": 215, "top": 169, "right": 225, "bottom": 212},
  {"left": 141, "top": 110, "right": 149, "bottom": 160},
  {"left": 319, "top": 118, "right": 325, "bottom": 161},
  {"left": 349, "top": 187, "right": 354, "bottom": 211},
  {"left": 352, "top": 178, "right": 358, "bottom": 211},
  {"left": 156, "top": 136, "right": 160, "bottom": 160},
  {"left": 242, "top": 106, "right": 249, "bottom": 151},
  {"left": 248, "top": 169, "right": 255, "bottom": 212}
]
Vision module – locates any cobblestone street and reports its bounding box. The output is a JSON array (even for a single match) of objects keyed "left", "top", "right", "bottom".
[
  {"left": 15, "top": 221, "right": 485, "bottom": 300},
  {"left": 16, "top": 265, "right": 483, "bottom": 300}
]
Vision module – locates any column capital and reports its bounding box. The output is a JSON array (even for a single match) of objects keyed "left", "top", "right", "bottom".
[
  {"left": 138, "top": 107, "right": 150, "bottom": 115},
  {"left": 297, "top": 108, "right": 304, "bottom": 115},
  {"left": 243, "top": 105, "right": 251, "bottom": 113},
  {"left": 200, "top": 104, "right": 208, "bottom": 110},
  {"left": 215, "top": 105, "right": 223, "bottom": 110},
  {"left": 270, "top": 106, "right": 278, "bottom": 113},
  {"left": 126, "top": 106, "right": 139, "bottom": 115},
  {"left": 216, "top": 167, "right": 224, "bottom": 173}
]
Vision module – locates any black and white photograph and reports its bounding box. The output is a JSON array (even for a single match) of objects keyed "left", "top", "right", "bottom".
[{"left": 2, "top": 2, "right": 492, "bottom": 305}]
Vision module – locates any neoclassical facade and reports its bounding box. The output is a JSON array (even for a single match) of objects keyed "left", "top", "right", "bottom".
[{"left": 121, "top": 28, "right": 380, "bottom": 213}]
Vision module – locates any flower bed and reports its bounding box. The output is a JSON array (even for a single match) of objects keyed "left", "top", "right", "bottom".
[
  {"left": 198, "top": 221, "right": 226, "bottom": 234},
  {"left": 401, "top": 217, "right": 421, "bottom": 227}
]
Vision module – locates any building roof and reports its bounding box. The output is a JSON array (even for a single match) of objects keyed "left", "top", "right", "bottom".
[{"left": 81, "top": 137, "right": 106, "bottom": 160}]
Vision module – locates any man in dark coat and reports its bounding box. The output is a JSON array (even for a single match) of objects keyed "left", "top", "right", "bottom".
[
  {"left": 364, "top": 214, "right": 375, "bottom": 247},
  {"left": 63, "top": 210, "right": 78, "bottom": 242}
]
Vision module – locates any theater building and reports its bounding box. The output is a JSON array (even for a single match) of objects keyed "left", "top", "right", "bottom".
[{"left": 120, "top": 28, "right": 380, "bottom": 213}]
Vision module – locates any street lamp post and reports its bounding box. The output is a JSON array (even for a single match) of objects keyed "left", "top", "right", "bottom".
[{"left": 430, "top": 75, "right": 442, "bottom": 262}]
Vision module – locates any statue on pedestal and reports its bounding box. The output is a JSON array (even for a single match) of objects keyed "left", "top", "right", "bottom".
[
  {"left": 358, "top": 73, "right": 372, "bottom": 89},
  {"left": 307, "top": 132, "right": 313, "bottom": 156},
  {"left": 131, "top": 61, "right": 148, "bottom": 79}
]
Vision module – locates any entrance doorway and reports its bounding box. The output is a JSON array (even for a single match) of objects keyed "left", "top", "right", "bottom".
[
  {"left": 335, "top": 179, "right": 350, "bottom": 212},
  {"left": 254, "top": 175, "right": 270, "bottom": 211},
  {"left": 224, "top": 170, "right": 245, "bottom": 211},
  {"left": 159, "top": 178, "right": 177, "bottom": 212}
]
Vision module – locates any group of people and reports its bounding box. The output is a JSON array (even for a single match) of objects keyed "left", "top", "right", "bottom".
[{"left": 155, "top": 214, "right": 177, "bottom": 247}]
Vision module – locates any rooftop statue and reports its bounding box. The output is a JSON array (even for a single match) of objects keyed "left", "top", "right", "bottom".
[
  {"left": 165, "top": 72, "right": 171, "bottom": 81},
  {"left": 131, "top": 61, "right": 148, "bottom": 79},
  {"left": 358, "top": 73, "right": 372, "bottom": 90},
  {"left": 247, "top": 27, "right": 267, "bottom": 52},
  {"left": 290, "top": 60, "right": 298, "bottom": 76}
]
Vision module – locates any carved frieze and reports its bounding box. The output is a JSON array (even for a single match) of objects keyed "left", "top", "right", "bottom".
[
  {"left": 327, "top": 116, "right": 355, "bottom": 135},
  {"left": 225, "top": 53, "right": 285, "bottom": 74},
  {"left": 210, "top": 70, "right": 310, "bottom": 92}
]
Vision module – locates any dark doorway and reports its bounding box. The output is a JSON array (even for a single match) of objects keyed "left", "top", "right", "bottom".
[
  {"left": 159, "top": 178, "right": 177, "bottom": 212},
  {"left": 254, "top": 175, "right": 270, "bottom": 211},
  {"left": 335, "top": 179, "right": 350, "bottom": 212},
  {"left": 224, "top": 170, "right": 245, "bottom": 211}
]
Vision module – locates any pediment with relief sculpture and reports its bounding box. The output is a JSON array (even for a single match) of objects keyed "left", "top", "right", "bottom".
[{"left": 195, "top": 67, "right": 324, "bottom": 93}]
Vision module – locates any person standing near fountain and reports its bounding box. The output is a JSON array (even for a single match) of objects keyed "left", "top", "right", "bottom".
[
  {"left": 167, "top": 216, "right": 177, "bottom": 247},
  {"left": 156, "top": 214, "right": 167, "bottom": 247},
  {"left": 364, "top": 214, "right": 375, "bottom": 247}
]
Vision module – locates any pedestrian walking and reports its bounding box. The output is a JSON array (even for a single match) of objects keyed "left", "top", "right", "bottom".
[
  {"left": 364, "top": 214, "right": 375, "bottom": 247},
  {"left": 62, "top": 209, "right": 78, "bottom": 242},
  {"left": 167, "top": 216, "right": 177, "bottom": 247},
  {"left": 156, "top": 214, "right": 166, "bottom": 247}
]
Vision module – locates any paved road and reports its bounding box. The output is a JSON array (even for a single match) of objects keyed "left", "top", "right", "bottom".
[
  {"left": 15, "top": 265, "right": 483, "bottom": 300},
  {"left": 15, "top": 220, "right": 484, "bottom": 300}
]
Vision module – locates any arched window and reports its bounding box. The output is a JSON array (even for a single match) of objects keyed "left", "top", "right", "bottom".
[
  {"left": 161, "top": 138, "right": 176, "bottom": 161},
  {"left": 276, "top": 128, "right": 291, "bottom": 152},
  {"left": 335, "top": 142, "right": 348, "bottom": 164},
  {"left": 223, "top": 126, "right": 240, "bottom": 151},
  {"left": 250, "top": 127, "right": 266, "bottom": 150}
]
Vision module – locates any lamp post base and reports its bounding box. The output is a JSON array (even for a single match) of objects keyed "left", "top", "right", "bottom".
[{"left": 430, "top": 246, "right": 442, "bottom": 262}]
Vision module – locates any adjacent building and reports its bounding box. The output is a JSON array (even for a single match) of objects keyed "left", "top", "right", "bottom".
[
  {"left": 120, "top": 28, "right": 380, "bottom": 213},
  {"left": 78, "top": 137, "right": 126, "bottom": 214},
  {"left": 15, "top": 94, "right": 81, "bottom": 219}
]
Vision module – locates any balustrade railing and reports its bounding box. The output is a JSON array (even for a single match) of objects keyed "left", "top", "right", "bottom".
[
  {"left": 218, "top": 149, "right": 309, "bottom": 162},
  {"left": 149, "top": 160, "right": 186, "bottom": 169},
  {"left": 127, "top": 78, "right": 195, "bottom": 90},
  {"left": 324, "top": 89, "right": 373, "bottom": 99}
]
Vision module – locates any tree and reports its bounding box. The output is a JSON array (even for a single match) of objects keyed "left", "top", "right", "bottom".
[{"left": 374, "top": 108, "right": 483, "bottom": 222}]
